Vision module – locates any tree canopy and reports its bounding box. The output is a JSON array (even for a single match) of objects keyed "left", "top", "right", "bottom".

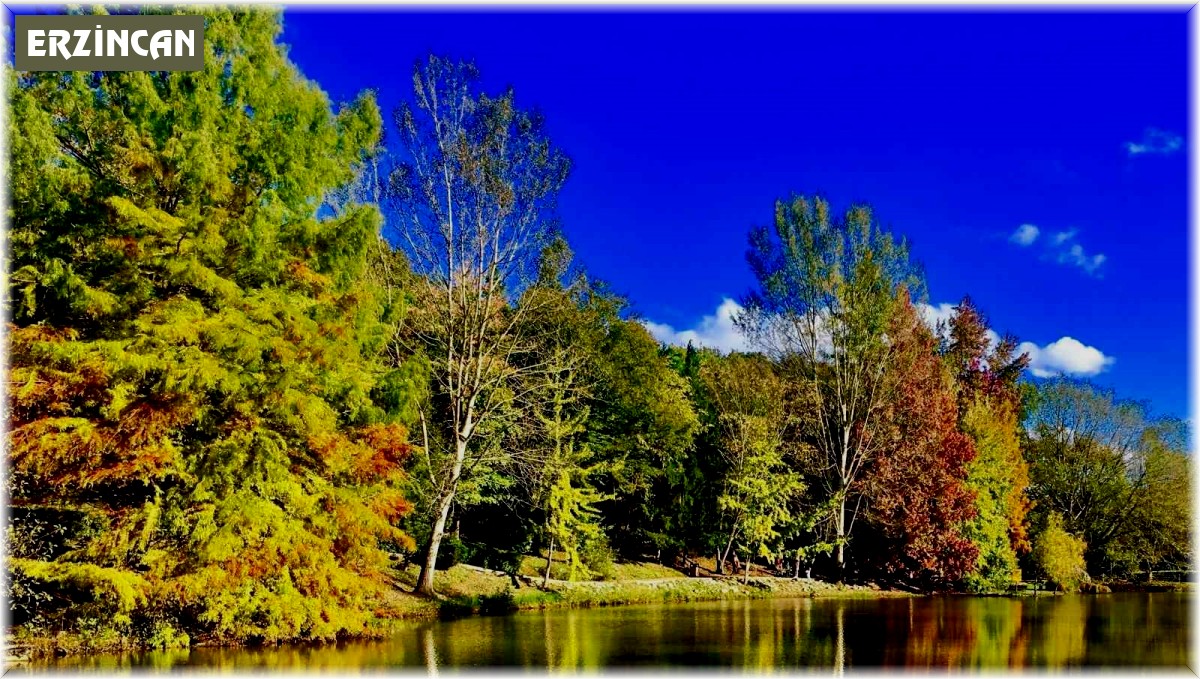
[{"left": 6, "top": 8, "right": 1189, "bottom": 656}]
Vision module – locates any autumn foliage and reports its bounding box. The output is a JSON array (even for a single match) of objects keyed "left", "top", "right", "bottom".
[
  {"left": 866, "top": 291, "right": 979, "bottom": 587},
  {"left": 7, "top": 8, "right": 418, "bottom": 647}
]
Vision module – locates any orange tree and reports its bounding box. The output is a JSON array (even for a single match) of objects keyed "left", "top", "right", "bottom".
[{"left": 865, "top": 291, "right": 978, "bottom": 589}]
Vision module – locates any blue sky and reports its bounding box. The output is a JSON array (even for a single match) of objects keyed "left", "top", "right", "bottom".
[
  {"left": 281, "top": 10, "right": 1189, "bottom": 419},
  {"left": 5, "top": 7, "right": 1183, "bottom": 417}
]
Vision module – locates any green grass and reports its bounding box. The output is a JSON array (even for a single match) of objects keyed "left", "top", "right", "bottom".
[
  {"left": 517, "top": 553, "right": 687, "bottom": 582},
  {"left": 610, "top": 561, "right": 687, "bottom": 580}
]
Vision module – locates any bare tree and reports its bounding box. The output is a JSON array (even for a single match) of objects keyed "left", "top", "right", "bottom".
[
  {"left": 384, "top": 56, "right": 570, "bottom": 596},
  {"left": 737, "top": 195, "right": 922, "bottom": 574}
]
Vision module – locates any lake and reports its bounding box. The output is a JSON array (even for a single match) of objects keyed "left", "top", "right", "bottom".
[{"left": 24, "top": 592, "right": 1191, "bottom": 671}]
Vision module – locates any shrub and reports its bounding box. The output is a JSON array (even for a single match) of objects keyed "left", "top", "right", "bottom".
[
  {"left": 436, "top": 535, "right": 472, "bottom": 570},
  {"left": 581, "top": 538, "right": 617, "bottom": 581},
  {"left": 1034, "top": 513, "right": 1088, "bottom": 592},
  {"left": 479, "top": 590, "right": 518, "bottom": 615}
]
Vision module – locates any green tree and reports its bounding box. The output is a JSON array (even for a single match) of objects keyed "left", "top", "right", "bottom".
[
  {"left": 384, "top": 56, "right": 571, "bottom": 595},
  {"left": 519, "top": 281, "right": 610, "bottom": 582},
  {"left": 738, "top": 195, "right": 923, "bottom": 573},
  {"left": 7, "top": 8, "right": 420, "bottom": 644},
  {"left": 1106, "top": 420, "right": 1191, "bottom": 576},
  {"left": 943, "top": 296, "right": 1033, "bottom": 572},
  {"left": 961, "top": 399, "right": 1025, "bottom": 592},
  {"left": 588, "top": 319, "right": 700, "bottom": 559},
  {"left": 1024, "top": 379, "right": 1176, "bottom": 573},
  {"left": 1033, "top": 513, "right": 1088, "bottom": 592},
  {"left": 701, "top": 353, "right": 805, "bottom": 579}
]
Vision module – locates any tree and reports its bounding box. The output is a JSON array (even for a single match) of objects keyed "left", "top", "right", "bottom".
[
  {"left": 942, "top": 297, "right": 1032, "bottom": 591},
  {"left": 1034, "top": 513, "right": 1088, "bottom": 592},
  {"left": 588, "top": 320, "right": 700, "bottom": 559},
  {"left": 513, "top": 242, "right": 611, "bottom": 583},
  {"left": 700, "top": 353, "right": 804, "bottom": 578},
  {"left": 384, "top": 56, "right": 571, "bottom": 595},
  {"left": 1023, "top": 379, "right": 1164, "bottom": 572},
  {"left": 738, "top": 195, "right": 923, "bottom": 573},
  {"left": 7, "top": 8, "right": 420, "bottom": 644},
  {"left": 1106, "top": 419, "right": 1191, "bottom": 576},
  {"left": 942, "top": 296, "right": 1028, "bottom": 410},
  {"left": 865, "top": 292, "right": 978, "bottom": 588},
  {"left": 961, "top": 399, "right": 1026, "bottom": 591}
]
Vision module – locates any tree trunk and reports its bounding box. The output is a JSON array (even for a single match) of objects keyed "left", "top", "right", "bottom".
[
  {"left": 719, "top": 530, "right": 739, "bottom": 577},
  {"left": 794, "top": 550, "right": 801, "bottom": 580},
  {"left": 715, "top": 550, "right": 723, "bottom": 576},
  {"left": 743, "top": 553, "right": 751, "bottom": 585},
  {"left": 415, "top": 438, "right": 467, "bottom": 597},
  {"left": 835, "top": 494, "right": 847, "bottom": 579},
  {"left": 416, "top": 490, "right": 455, "bottom": 596},
  {"left": 543, "top": 536, "right": 555, "bottom": 588}
]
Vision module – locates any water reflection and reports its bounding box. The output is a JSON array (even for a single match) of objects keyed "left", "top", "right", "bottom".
[{"left": 24, "top": 593, "right": 1190, "bottom": 671}]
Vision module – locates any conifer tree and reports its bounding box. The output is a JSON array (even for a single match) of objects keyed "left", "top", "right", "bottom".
[
  {"left": 942, "top": 297, "right": 1032, "bottom": 590},
  {"left": 867, "top": 291, "right": 978, "bottom": 588},
  {"left": 8, "top": 8, "right": 419, "bottom": 645}
]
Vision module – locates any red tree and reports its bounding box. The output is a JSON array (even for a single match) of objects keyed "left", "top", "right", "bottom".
[
  {"left": 945, "top": 295, "right": 1029, "bottom": 410},
  {"left": 867, "top": 290, "right": 979, "bottom": 587},
  {"left": 946, "top": 296, "right": 1033, "bottom": 553}
]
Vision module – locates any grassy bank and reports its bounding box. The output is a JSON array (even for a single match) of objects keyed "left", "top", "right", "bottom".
[{"left": 391, "top": 562, "right": 912, "bottom": 618}]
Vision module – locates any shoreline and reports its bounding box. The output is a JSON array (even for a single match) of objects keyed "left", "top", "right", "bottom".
[{"left": 7, "top": 564, "right": 1189, "bottom": 663}]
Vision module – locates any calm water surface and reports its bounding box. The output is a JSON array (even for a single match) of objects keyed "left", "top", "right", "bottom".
[{"left": 30, "top": 593, "right": 1191, "bottom": 671}]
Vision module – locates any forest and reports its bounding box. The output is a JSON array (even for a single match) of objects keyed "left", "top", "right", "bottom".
[{"left": 5, "top": 8, "right": 1192, "bottom": 651}]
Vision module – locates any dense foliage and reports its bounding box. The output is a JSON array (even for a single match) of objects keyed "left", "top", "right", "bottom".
[
  {"left": 864, "top": 292, "right": 978, "bottom": 588},
  {"left": 7, "top": 7, "right": 419, "bottom": 647},
  {"left": 1034, "top": 513, "right": 1089, "bottom": 592},
  {"left": 6, "top": 7, "right": 1190, "bottom": 654}
]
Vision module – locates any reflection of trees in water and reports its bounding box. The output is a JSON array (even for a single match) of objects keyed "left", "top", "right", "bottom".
[
  {"left": 1065, "top": 593, "right": 1190, "bottom": 667},
  {"left": 422, "top": 626, "right": 439, "bottom": 675},
  {"left": 783, "top": 598, "right": 839, "bottom": 669},
  {"left": 873, "top": 596, "right": 1026, "bottom": 669},
  {"left": 963, "top": 597, "right": 1026, "bottom": 669},
  {"left": 890, "top": 597, "right": 980, "bottom": 668},
  {"left": 542, "top": 608, "right": 609, "bottom": 669},
  {"left": 34, "top": 593, "right": 1190, "bottom": 670},
  {"left": 833, "top": 603, "right": 845, "bottom": 675},
  {"left": 1027, "top": 595, "right": 1087, "bottom": 668}
]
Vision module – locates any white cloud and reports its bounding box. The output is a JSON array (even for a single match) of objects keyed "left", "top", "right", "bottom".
[
  {"left": 642, "top": 298, "right": 749, "bottom": 354},
  {"left": 920, "top": 302, "right": 1111, "bottom": 377},
  {"left": 1125, "top": 128, "right": 1183, "bottom": 156},
  {"left": 646, "top": 299, "right": 1114, "bottom": 379},
  {"left": 1009, "top": 224, "right": 1040, "bottom": 246},
  {"left": 1017, "top": 337, "right": 1114, "bottom": 378},
  {"left": 918, "top": 302, "right": 957, "bottom": 329},
  {"left": 1051, "top": 229, "right": 1076, "bottom": 246},
  {"left": 1058, "top": 243, "right": 1106, "bottom": 275},
  {"left": 1010, "top": 224, "right": 1106, "bottom": 277}
]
